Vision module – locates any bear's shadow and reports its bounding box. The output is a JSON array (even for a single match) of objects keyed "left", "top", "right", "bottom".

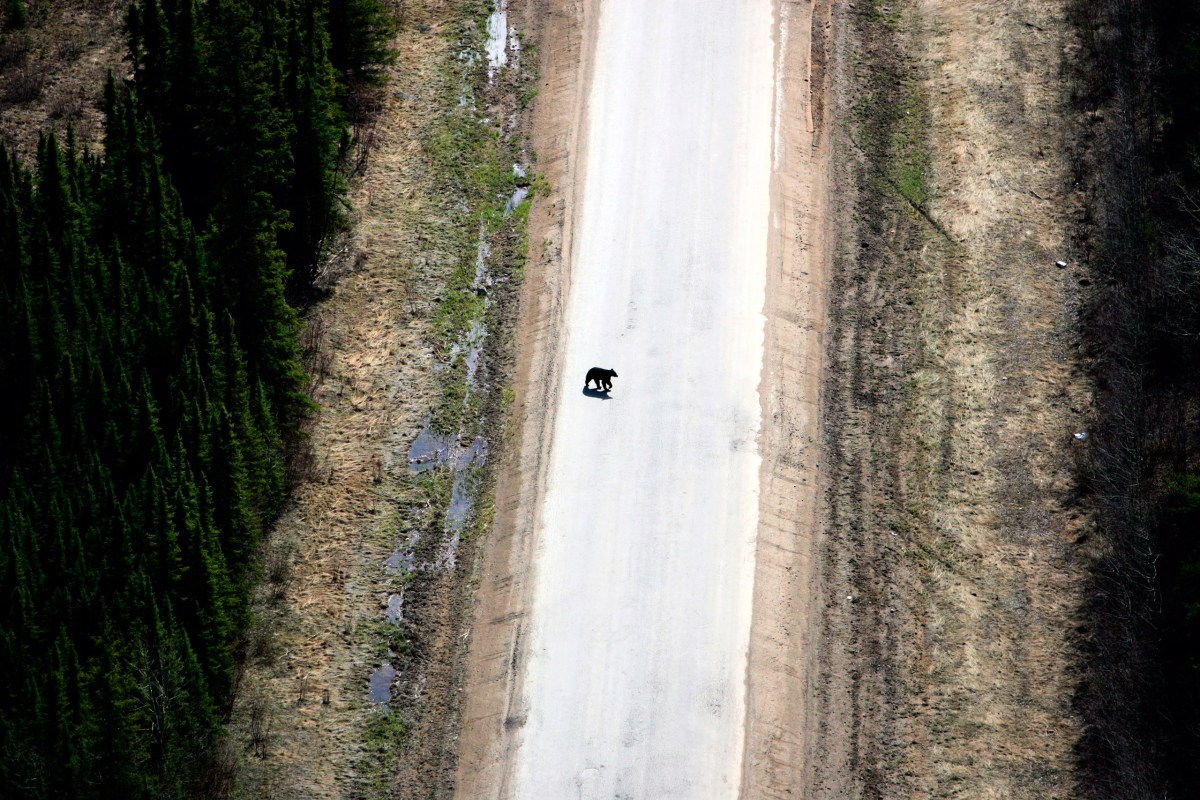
[{"left": 582, "top": 387, "right": 612, "bottom": 400}]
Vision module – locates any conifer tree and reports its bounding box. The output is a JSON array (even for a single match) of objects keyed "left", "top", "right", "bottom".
[{"left": 2, "top": 0, "right": 396, "bottom": 793}]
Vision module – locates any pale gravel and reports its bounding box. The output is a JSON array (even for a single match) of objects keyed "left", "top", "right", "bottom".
[{"left": 508, "top": 1, "right": 776, "bottom": 797}]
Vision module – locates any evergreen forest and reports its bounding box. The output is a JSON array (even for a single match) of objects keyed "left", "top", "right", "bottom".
[{"left": 0, "top": 1, "right": 392, "bottom": 796}]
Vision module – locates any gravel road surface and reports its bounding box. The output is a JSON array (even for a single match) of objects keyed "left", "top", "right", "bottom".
[{"left": 510, "top": 1, "right": 775, "bottom": 796}]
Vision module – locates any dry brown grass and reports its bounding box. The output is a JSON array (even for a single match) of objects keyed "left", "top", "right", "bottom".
[
  {"left": 0, "top": 0, "right": 126, "bottom": 159},
  {"left": 814, "top": 0, "right": 1091, "bottom": 796},
  {"left": 226, "top": 1, "right": 532, "bottom": 798}
]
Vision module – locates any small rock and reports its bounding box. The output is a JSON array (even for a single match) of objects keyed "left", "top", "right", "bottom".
[
  {"left": 417, "top": 24, "right": 432, "bottom": 33},
  {"left": 1056, "top": 260, "right": 1068, "bottom": 268}
]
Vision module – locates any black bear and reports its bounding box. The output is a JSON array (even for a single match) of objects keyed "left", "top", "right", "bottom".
[{"left": 585, "top": 367, "right": 618, "bottom": 391}]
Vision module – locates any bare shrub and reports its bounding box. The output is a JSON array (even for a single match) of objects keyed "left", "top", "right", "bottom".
[
  {"left": 245, "top": 619, "right": 281, "bottom": 667},
  {"left": 1, "top": 64, "right": 44, "bottom": 104},
  {"left": 0, "top": 32, "right": 30, "bottom": 68},
  {"left": 195, "top": 737, "right": 238, "bottom": 800},
  {"left": 246, "top": 692, "right": 272, "bottom": 759},
  {"left": 264, "top": 541, "right": 294, "bottom": 603},
  {"left": 53, "top": 29, "right": 86, "bottom": 62},
  {"left": 301, "top": 311, "right": 332, "bottom": 397},
  {"left": 46, "top": 85, "right": 85, "bottom": 120}
]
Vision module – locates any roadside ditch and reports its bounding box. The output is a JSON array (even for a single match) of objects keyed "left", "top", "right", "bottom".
[{"left": 226, "top": 1, "right": 538, "bottom": 797}]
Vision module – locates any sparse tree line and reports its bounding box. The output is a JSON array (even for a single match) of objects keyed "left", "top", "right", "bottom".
[
  {"left": 0, "top": 0, "right": 391, "bottom": 796},
  {"left": 1071, "top": 0, "right": 1200, "bottom": 796}
]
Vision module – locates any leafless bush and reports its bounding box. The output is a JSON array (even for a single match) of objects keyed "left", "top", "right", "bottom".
[
  {"left": 284, "top": 428, "right": 317, "bottom": 486},
  {"left": 264, "top": 541, "right": 294, "bottom": 603},
  {"left": 244, "top": 619, "right": 281, "bottom": 667},
  {"left": 246, "top": 693, "right": 272, "bottom": 759},
  {"left": 346, "top": 80, "right": 384, "bottom": 126},
  {"left": 1, "top": 64, "right": 44, "bottom": 104},
  {"left": 345, "top": 82, "right": 383, "bottom": 174},
  {"left": 195, "top": 737, "right": 238, "bottom": 800},
  {"left": 301, "top": 311, "right": 332, "bottom": 398},
  {"left": 54, "top": 29, "right": 87, "bottom": 61},
  {"left": 46, "top": 85, "right": 85, "bottom": 120},
  {"left": 0, "top": 32, "right": 30, "bottom": 68}
]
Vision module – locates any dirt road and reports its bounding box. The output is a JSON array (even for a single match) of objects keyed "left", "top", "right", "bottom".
[{"left": 503, "top": 0, "right": 775, "bottom": 796}]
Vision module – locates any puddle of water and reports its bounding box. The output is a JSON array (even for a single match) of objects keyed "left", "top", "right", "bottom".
[
  {"left": 513, "top": 163, "right": 527, "bottom": 180},
  {"left": 504, "top": 186, "right": 529, "bottom": 216},
  {"left": 386, "top": 592, "right": 404, "bottom": 624},
  {"left": 369, "top": 662, "right": 398, "bottom": 705},
  {"left": 396, "top": 431, "right": 488, "bottom": 575},
  {"left": 407, "top": 427, "right": 457, "bottom": 472},
  {"left": 486, "top": 0, "right": 508, "bottom": 78},
  {"left": 463, "top": 321, "right": 487, "bottom": 395},
  {"left": 474, "top": 220, "right": 492, "bottom": 292},
  {"left": 385, "top": 545, "right": 417, "bottom": 573},
  {"left": 436, "top": 440, "right": 488, "bottom": 567},
  {"left": 446, "top": 470, "right": 475, "bottom": 532},
  {"left": 407, "top": 424, "right": 488, "bottom": 474}
]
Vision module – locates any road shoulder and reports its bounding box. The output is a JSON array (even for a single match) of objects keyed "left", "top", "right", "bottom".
[
  {"left": 741, "top": 0, "right": 834, "bottom": 796},
  {"left": 450, "top": 1, "right": 598, "bottom": 797}
]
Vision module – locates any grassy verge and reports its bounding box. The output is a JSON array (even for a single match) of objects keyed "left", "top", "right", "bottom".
[
  {"left": 847, "top": 0, "right": 951, "bottom": 534},
  {"left": 224, "top": 0, "right": 537, "bottom": 796},
  {"left": 422, "top": 18, "right": 533, "bottom": 435},
  {"left": 820, "top": 0, "right": 962, "bottom": 793},
  {"left": 348, "top": 0, "right": 535, "bottom": 794}
]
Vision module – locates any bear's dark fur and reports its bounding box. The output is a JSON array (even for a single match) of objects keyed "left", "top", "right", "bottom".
[{"left": 585, "top": 367, "right": 618, "bottom": 391}]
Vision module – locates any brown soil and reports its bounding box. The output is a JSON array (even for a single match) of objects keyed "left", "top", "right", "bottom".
[
  {"left": 0, "top": 0, "right": 127, "bottom": 160},
  {"left": 741, "top": 0, "right": 833, "bottom": 795},
  {"left": 808, "top": 0, "right": 1091, "bottom": 797}
]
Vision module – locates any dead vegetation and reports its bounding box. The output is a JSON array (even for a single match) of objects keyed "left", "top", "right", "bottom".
[
  {"left": 226, "top": 1, "right": 532, "bottom": 798},
  {"left": 1066, "top": 0, "right": 1200, "bottom": 795},
  {"left": 0, "top": 0, "right": 126, "bottom": 159},
  {"left": 813, "top": 0, "right": 1090, "bottom": 795}
]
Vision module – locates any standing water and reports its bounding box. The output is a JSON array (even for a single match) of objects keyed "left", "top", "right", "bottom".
[{"left": 486, "top": 0, "right": 508, "bottom": 79}]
